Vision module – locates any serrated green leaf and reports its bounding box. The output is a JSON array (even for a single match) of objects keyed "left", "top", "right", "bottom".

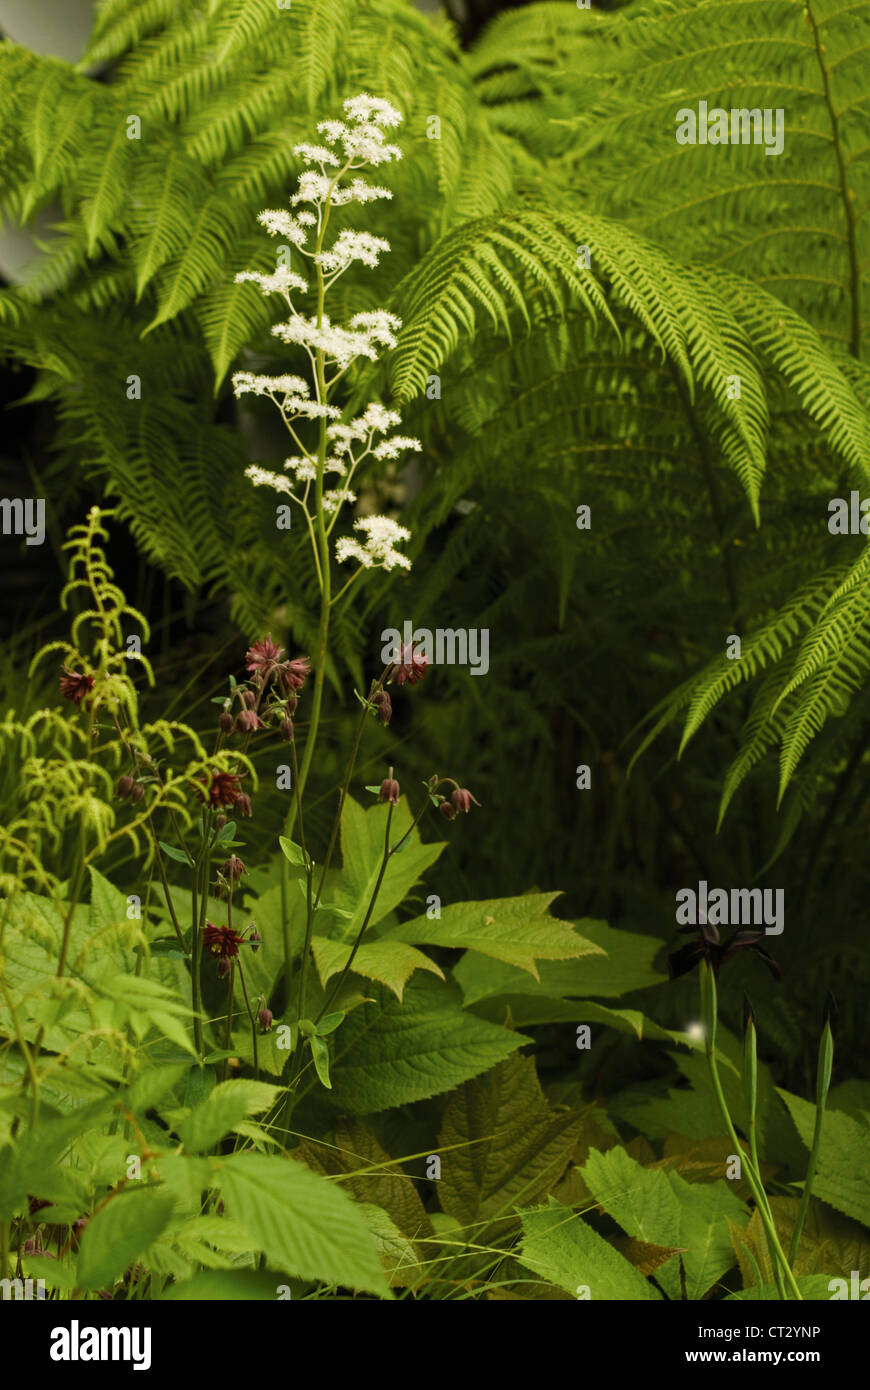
[
  {"left": 311, "top": 934, "right": 443, "bottom": 1001},
  {"left": 218, "top": 1153, "right": 388, "bottom": 1295},
  {"left": 328, "top": 975, "right": 528, "bottom": 1115},
  {"left": 518, "top": 1198, "right": 660, "bottom": 1299},
  {"left": 77, "top": 1188, "right": 176, "bottom": 1290},
  {"left": 179, "top": 1079, "right": 282, "bottom": 1153}
]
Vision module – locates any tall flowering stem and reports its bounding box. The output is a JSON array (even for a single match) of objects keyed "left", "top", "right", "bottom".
[{"left": 232, "top": 95, "right": 420, "bottom": 995}]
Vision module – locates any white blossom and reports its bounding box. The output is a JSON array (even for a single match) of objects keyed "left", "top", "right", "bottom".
[
  {"left": 291, "top": 171, "right": 334, "bottom": 206},
  {"left": 331, "top": 178, "right": 393, "bottom": 205},
  {"left": 272, "top": 312, "right": 397, "bottom": 367},
  {"left": 233, "top": 372, "right": 310, "bottom": 399},
  {"left": 257, "top": 209, "right": 312, "bottom": 245},
  {"left": 293, "top": 142, "right": 341, "bottom": 167},
  {"left": 343, "top": 94, "right": 403, "bottom": 128},
  {"left": 373, "top": 434, "right": 422, "bottom": 460},
  {"left": 336, "top": 514, "right": 412, "bottom": 572},
  {"left": 342, "top": 123, "right": 402, "bottom": 166},
  {"left": 245, "top": 464, "right": 294, "bottom": 494},
  {"left": 322, "top": 488, "right": 356, "bottom": 513},
  {"left": 316, "top": 229, "right": 390, "bottom": 273},
  {"left": 283, "top": 456, "right": 318, "bottom": 482},
  {"left": 234, "top": 267, "right": 308, "bottom": 296}
]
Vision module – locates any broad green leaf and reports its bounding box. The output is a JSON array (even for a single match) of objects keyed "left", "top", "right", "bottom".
[
  {"left": 297, "top": 1117, "right": 434, "bottom": 1244},
  {"left": 454, "top": 918, "right": 665, "bottom": 1002},
  {"left": 179, "top": 1079, "right": 282, "bottom": 1153},
  {"left": 328, "top": 975, "right": 528, "bottom": 1114},
  {"left": 382, "top": 893, "right": 595, "bottom": 977},
  {"left": 777, "top": 1088, "right": 870, "bottom": 1228},
  {"left": 218, "top": 1153, "right": 388, "bottom": 1295},
  {"left": 77, "top": 1188, "right": 176, "bottom": 1289},
  {"left": 356, "top": 1203, "right": 421, "bottom": 1287},
  {"left": 582, "top": 1145, "right": 747, "bottom": 1298},
  {"left": 438, "top": 1056, "right": 585, "bottom": 1235},
  {"left": 0, "top": 1102, "right": 111, "bottom": 1218},
  {"left": 333, "top": 796, "right": 444, "bottom": 939},
  {"left": 311, "top": 934, "right": 443, "bottom": 1000},
  {"left": 518, "top": 1198, "right": 660, "bottom": 1299}
]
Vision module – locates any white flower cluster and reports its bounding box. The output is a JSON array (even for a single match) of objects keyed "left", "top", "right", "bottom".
[
  {"left": 234, "top": 95, "right": 416, "bottom": 580},
  {"left": 335, "top": 515, "right": 412, "bottom": 572},
  {"left": 271, "top": 310, "right": 401, "bottom": 367},
  {"left": 316, "top": 229, "right": 390, "bottom": 274}
]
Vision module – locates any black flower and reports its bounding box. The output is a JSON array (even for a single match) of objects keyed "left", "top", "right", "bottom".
[{"left": 667, "top": 921, "right": 781, "bottom": 982}]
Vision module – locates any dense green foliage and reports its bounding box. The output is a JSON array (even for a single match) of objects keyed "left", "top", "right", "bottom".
[{"left": 0, "top": 0, "right": 868, "bottom": 1303}]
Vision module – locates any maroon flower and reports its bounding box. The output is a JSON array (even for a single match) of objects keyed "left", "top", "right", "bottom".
[
  {"left": 246, "top": 635, "right": 284, "bottom": 680},
  {"left": 276, "top": 656, "right": 311, "bottom": 694},
  {"left": 59, "top": 664, "right": 94, "bottom": 705},
  {"left": 248, "top": 925, "right": 262, "bottom": 952},
  {"left": 218, "top": 710, "right": 234, "bottom": 733},
  {"left": 392, "top": 643, "right": 427, "bottom": 686},
  {"left": 279, "top": 716, "right": 295, "bottom": 742},
  {"left": 439, "top": 800, "right": 456, "bottom": 822},
  {"left": 234, "top": 708, "right": 261, "bottom": 734},
  {"left": 667, "top": 921, "right": 782, "bottom": 982},
  {"left": 379, "top": 776, "right": 400, "bottom": 806},
  {"left": 116, "top": 775, "right": 135, "bottom": 800},
  {"left": 371, "top": 689, "right": 392, "bottom": 725},
  {"left": 221, "top": 856, "right": 246, "bottom": 885},
  {"left": 198, "top": 771, "right": 246, "bottom": 810},
  {"left": 451, "top": 787, "right": 481, "bottom": 814},
  {"left": 202, "top": 922, "right": 245, "bottom": 962},
  {"left": 258, "top": 1006, "right": 273, "bottom": 1031}
]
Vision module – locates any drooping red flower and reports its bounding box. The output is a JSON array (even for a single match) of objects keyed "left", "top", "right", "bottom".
[
  {"left": 392, "top": 643, "right": 427, "bottom": 686},
  {"left": 198, "top": 771, "right": 246, "bottom": 809},
  {"left": 59, "top": 664, "right": 94, "bottom": 705},
  {"left": 276, "top": 656, "right": 311, "bottom": 694},
  {"left": 202, "top": 922, "right": 245, "bottom": 961},
  {"left": 451, "top": 787, "right": 481, "bottom": 814},
  {"left": 245, "top": 635, "right": 284, "bottom": 680}
]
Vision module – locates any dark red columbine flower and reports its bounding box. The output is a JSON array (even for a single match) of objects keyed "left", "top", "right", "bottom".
[
  {"left": 221, "top": 855, "right": 246, "bottom": 885},
  {"left": 59, "top": 664, "right": 94, "bottom": 705},
  {"left": 258, "top": 1005, "right": 273, "bottom": 1031},
  {"left": 276, "top": 656, "right": 311, "bottom": 694},
  {"left": 439, "top": 800, "right": 456, "bottom": 822},
  {"left": 451, "top": 787, "right": 480, "bottom": 814},
  {"left": 392, "top": 643, "right": 427, "bottom": 686},
  {"left": 234, "top": 708, "right": 261, "bottom": 734},
  {"left": 667, "top": 921, "right": 782, "bottom": 982},
  {"left": 203, "top": 922, "right": 245, "bottom": 962},
  {"left": 198, "top": 770, "right": 246, "bottom": 809},
  {"left": 246, "top": 635, "right": 284, "bottom": 680}
]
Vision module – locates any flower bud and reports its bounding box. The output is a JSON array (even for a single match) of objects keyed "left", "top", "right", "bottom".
[
  {"left": 258, "top": 1006, "right": 273, "bottom": 1031},
  {"left": 234, "top": 708, "right": 261, "bottom": 734},
  {"left": 284, "top": 695, "right": 299, "bottom": 716},
  {"left": 280, "top": 716, "right": 295, "bottom": 742},
  {"left": 439, "top": 800, "right": 456, "bottom": 821},
  {"left": 116, "top": 774, "right": 135, "bottom": 800},
  {"left": 219, "top": 711, "right": 234, "bottom": 733},
  {"left": 216, "top": 814, "right": 227, "bottom": 830},
  {"left": 379, "top": 776, "right": 400, "bottom": 805},
  {"left": 451, "top": 787, "right": 481, "bottom": 814},
  {"left": 236, "top": 793, "right": 253, "bottom": 817},
  {"left": 241, "top": 688, "right": 258, "bottom": 709},
  {"left": 248, "top": 925, "right": 262, "bottom": 952},
  {"left": 130, "top": 782, "right": 145, "bottom": 803}
]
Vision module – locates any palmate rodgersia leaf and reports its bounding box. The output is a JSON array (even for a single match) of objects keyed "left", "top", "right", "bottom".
[
  {"left": 380, "top": 892, "right": 600, "bottom": 977},
  {"left": 327, "top": 975, "right": 529, "bottom": 1115},
  {"left": 217, "top": 1153, "right": 389, "bottom": 1296},
  {"left": 437, "top": 1055, "right": 585, "bottom": 1236},
  {"left": 517, "top": 1198, "right": 661, "bottom": 1300}
]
